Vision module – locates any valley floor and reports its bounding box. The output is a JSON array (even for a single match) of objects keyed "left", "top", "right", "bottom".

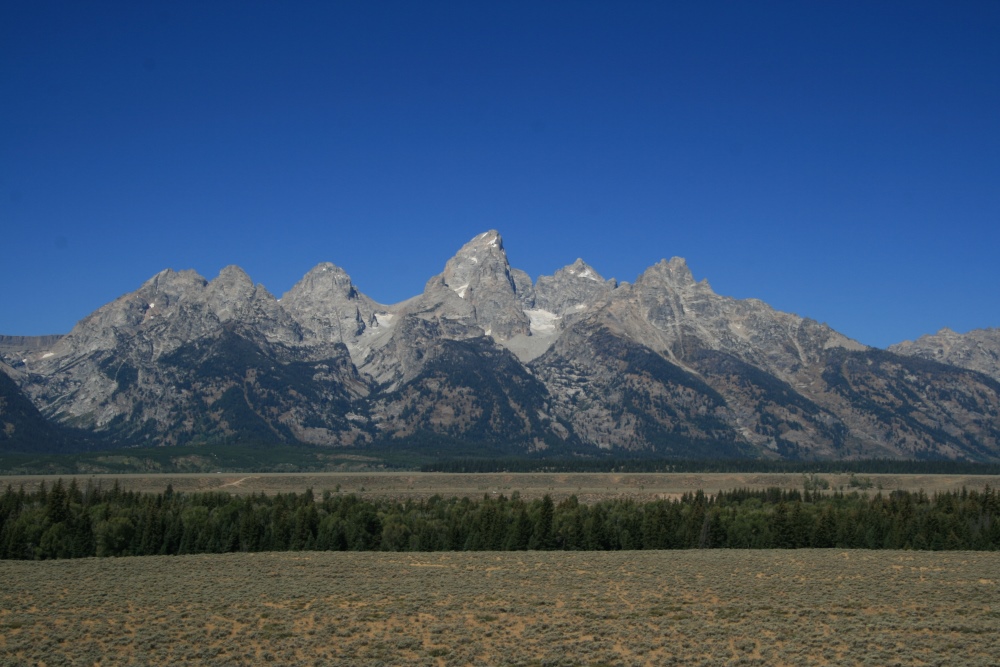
[
  {"left": 1, "top": 471, "right": 997, "bottom": 502},
  {"left": 1, "top": 550, "right": 997, "bottom": 666}
]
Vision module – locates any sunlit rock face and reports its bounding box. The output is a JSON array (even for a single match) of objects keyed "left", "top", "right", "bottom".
[
  {"left": 890, "top": 328, "right": 1000, "bottom": 383},
  {"left": 434, "top": 230, "right": 532, "bottom": 340}
]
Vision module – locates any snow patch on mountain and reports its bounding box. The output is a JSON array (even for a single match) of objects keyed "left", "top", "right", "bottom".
[{"left": 526, "top": 308, "right": 560, "bottom": 334}]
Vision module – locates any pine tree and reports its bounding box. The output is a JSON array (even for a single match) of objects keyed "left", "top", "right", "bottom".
[{"left": 529, "top": 495, "right": 555, "bottom": 550}]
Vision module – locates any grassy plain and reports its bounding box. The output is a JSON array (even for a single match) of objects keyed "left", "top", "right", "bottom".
[
  {"left": 1, "top": 471, "right": 996, "bottom": 502},
  {"left": 1, "top": 550, "right": 997, "bottom": 666}
]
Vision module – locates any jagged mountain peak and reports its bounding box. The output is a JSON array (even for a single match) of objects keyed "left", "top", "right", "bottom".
[
  {"left": 423, "top": 231, "right": 530, "bottom": 340},
  {"left": 306, "top": 261, "right": 353, "bottom": 279},
  {"left": 142, "top": 268, "right": 208, "bottom": 295},
  {"left": 98, "top": 265, "right": 294, "bottom": 342},
  {"left": 564, "top": 258, "right": 604, "bottom": 282},
  {"left": 534, "top": 257, "right": 617, "bottom": 316},
  {"left": 441, "top": 230, "right": 513, "bottom": 299},
  {"left": 207, "top": 265, "right": 258, "bottom": 313},
  {"left": 283, "top": 262, "right": 360, "bottom": 303},
  {"left": 456, "top": 229, "right": 505, "bottom": 259},
  {"left": 638, "top": 257, "right": 702, "bottom": 289},
  {"left": 214, "top": 264, "right": 253, "bottom": 283},
  {"left": 469, "top": 229, "right": 503, "bottom": 250},
  {"left": 280, "top": 262, "right": 386, "bottom": 351}
]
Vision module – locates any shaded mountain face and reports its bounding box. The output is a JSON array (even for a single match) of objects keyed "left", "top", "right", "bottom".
[
  {"left": 368, "top": 336, "right": 572, "bottom": 451},
  {"left": 528, "top": 323, "right": 745, "bottom": 457},
  {"left": 7, "top": 231, "right": 1000, "bottom": 460},
  {"left": 817, "top": 349, "right": 1000, "bottom": 460},
  {"left": 0, "top": 364, "right": 96, "bottom": 452}
]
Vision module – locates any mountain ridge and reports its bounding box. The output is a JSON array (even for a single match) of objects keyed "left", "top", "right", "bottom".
[
  {"left": 889, "top": 327, "right": 1000, "bottom": 383},
  {"left": 3, "top": 231, "right": 999, "bottom": 461}
]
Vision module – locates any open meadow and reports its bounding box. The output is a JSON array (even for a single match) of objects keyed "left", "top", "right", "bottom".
[
  {"left": 1, "top": 471, "right": 996, "bottom": 502},
  {"left": 1, "top": 549, "right": 997, "bottom": 666}
]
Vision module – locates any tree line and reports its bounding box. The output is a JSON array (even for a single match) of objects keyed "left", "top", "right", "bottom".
[{"left": 1, "top": 480, "right": 998, "bottom": 559}]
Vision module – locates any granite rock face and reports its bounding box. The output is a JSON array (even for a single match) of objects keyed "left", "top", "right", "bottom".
[
  {"left": 435, "top": 230, "right": 531, "bottom": 340},
  {"left": 534, "top": 258, "right": 617, "bottom": 315},
  {"left": 889, "top": 328, "right": 1000, "bottom": 383},
  {"left": 6, "top": 231, "right": 1000, "bottom": 460},
  {"left": 8, "top": 267, "right": 366, "bottom": 446},
  {"left": 280, "top": 261, "right": 391, "bottom": 365}
]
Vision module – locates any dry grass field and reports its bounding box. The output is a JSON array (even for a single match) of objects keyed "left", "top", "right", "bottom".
[
  {"left": 1, "top": 549, "right": 997, "bottom": 666},
  {"left": 1, "top": 471, "right": 996, "bottom": 502}
]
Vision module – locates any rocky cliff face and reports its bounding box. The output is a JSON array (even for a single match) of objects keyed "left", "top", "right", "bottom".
[
  {"left": 534, "top": 258, "right": 617, "bottom": 315},
  {"left": 9, "top": 266, "right": 366, "bottom": 447},
  {"left": 6, "top": 231, "right": 1000, "bottom": 460},
  {"left": 0, "top": 335, "right": 64, "bottom": 355},
  {"left": 522, "top": 253, "right": 1000, "bottom": 461},
  {"left": 431, "top": 230, "right": 531, "bottom": 340},
  {"left": 889, "top": 328, "right": 1000, "bottom": 383}
]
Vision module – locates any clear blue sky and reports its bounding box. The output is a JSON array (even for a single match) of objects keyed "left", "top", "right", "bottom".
[{"left": 2, "top": 1, "right": 998, "bottom": 348}]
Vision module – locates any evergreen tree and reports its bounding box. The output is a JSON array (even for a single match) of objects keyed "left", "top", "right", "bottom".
[{"left": 529, "top": 495, "right": 555, "bottom": 550}]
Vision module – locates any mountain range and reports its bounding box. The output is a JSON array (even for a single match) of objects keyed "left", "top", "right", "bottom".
[{"left": 3, "top": 231, "right": 1000, "bottom": 461}]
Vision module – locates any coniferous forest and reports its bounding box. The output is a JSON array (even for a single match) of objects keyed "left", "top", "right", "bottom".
[{"left": 2, "top": 480, "right": 999, "bottom": 559}]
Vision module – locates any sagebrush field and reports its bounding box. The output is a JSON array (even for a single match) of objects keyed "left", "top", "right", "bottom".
[{"left": 1, "top": 550, "right": 997, "bottom": 666}]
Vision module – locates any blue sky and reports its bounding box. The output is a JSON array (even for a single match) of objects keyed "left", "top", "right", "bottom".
[{"left": 2, "top": 1, "right": 998, "bottom": 348}]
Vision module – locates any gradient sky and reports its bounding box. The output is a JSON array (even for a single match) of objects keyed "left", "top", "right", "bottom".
[{"left": 2, "top": 1, "right": 998, "bottom": 348}]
